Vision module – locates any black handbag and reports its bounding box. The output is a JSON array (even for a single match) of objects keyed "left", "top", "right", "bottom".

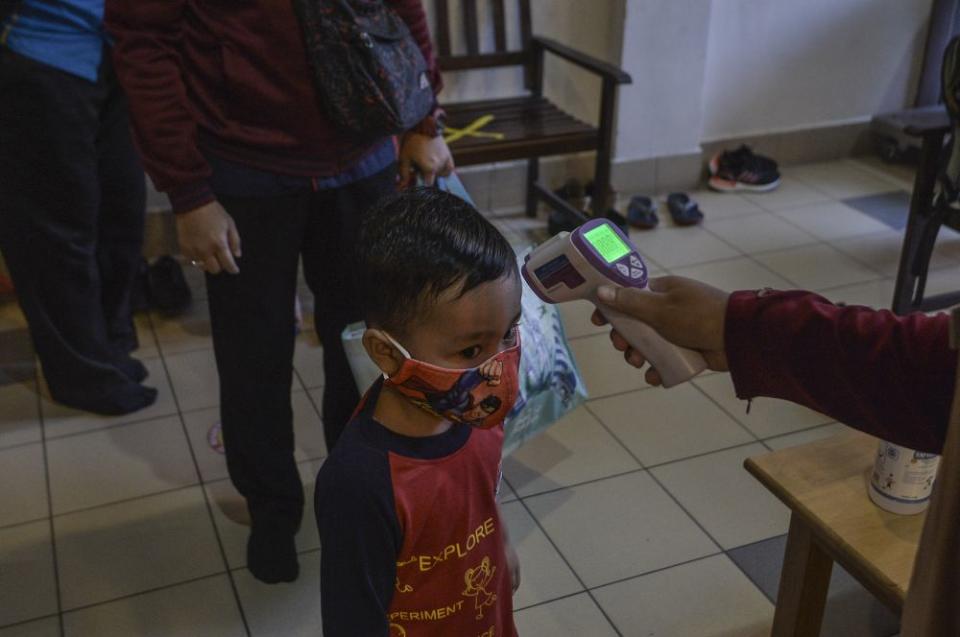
[{"left": 292, "top": 0, "right": 435, "bottom": 139}]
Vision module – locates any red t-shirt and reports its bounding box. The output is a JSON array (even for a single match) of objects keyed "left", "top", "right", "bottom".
[{"left": 315, "top": 380, "right": 517, "bottom": 637}]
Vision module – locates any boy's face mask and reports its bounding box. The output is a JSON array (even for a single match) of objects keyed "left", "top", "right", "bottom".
[{"left": 380, "top": 328, "right": 521, "bottom": 430}]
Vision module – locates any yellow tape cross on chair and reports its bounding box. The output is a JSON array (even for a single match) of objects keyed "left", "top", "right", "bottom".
[{"left": 443, "top": 114, "right": 505, "bottom": 144}]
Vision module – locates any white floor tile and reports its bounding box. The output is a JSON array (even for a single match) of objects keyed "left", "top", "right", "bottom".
[
  {"left": 755, "top": 243, "right": 880, "bottom": 290},
  {"left": 183, "top": 391, "right": 325, "bottom": 485},
  {"left": 557, "top": 300, "right": 607, "bottom": 340},
  {"left": 593, "top": 555, "right": 773, "bottom": 637},
  {"left": 525, "top": 472, "right": 716, "bottom": 587},
  {"left": 569, "top": 334, "right": 650, "bottom": 400},
  {"left": 151, "top": 300, "right": 213, "bottom": 356},
  {"left": 630, "top": 226, "right": 740, "bottom": 270},
  {"left": 503, "top": 407, "right": 640, "bottom": 497},
  {"left": 46, "top": 415, "right": 197, "bottom": 515},
  {"left": 742, "top": 179, "right": 832, "bottom": 211},
  {"left": 774, "top": 201, "right": 890, "bottom": 241},
  {"left": 55, "top": 487, "right": 224, "bottom": 610},
  {"left": 234, "top": 551, "right": 323, "bottom": 637},
  {"left": 40, "top": 358, "right": 178, "bottom": 440},
  {"left": 62, "top": 575, "right": 245, "bottom": 637},
  {"left": 293, "top": 332, "right": 325, "bottom": 390},
  {"left": 693, "top": 374, "right": 832, "bottom": 439},
  {"left": 513, "top": 593, "right": 617, "bottom": 637},
  {"left": 684, "top": 190, "right": 766, "bottom": 220},
  {"left": 590, "top": 385, "right": 753, "bottom": 467},
  {"left": 205, "top": 458, "right": 322, "bottom": 570},
  {"left": 670, "top": 257, "right": 792, "bottom": 292},
  {"left": 0, "top": 443, "right": 48, "bottom": 527},
  {"left": 706, "top": 213, "right": 818, "bottom": 255},
  {"left": 500, "top": 501, "right": 582, "bottom": 609},
  {"left": 651, "top": 443, "right": 790, "bottom": 549},
  {"left": 499, "top": 477, "right": 519, "bottom": 503},
  {"left": 0, "top": 521, "right": 58, "bottom": 626},
  {"left": 0, "top": 381, "right": 41, "bottom": 450},
  {"left": 764, "top": 423, "right": 852, "bottom": 451},
  {"left": 163, "top": 349, "right": 221, "bottom": 413},
  {"left": 0, "top": 617, "right": 60, "bottom": 637},
  {"left": 831, "top": 230, "right": 957, "bottom": 277},
  {"left": 787, "top": 161, "right": 902, "bottom": 199}
]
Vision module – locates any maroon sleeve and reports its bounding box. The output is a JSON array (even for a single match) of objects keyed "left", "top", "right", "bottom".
[
  {"left": 105, "top": 0, "right": 215, "bottom": 213},
  {"left": 388, "top": 0, "right": 443, "bottom": 97},
  {"left": 725, "top": 290, "right": 956, "bottom": 454}
]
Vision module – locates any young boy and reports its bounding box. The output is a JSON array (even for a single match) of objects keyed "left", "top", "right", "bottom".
[{"left": 315, "top": 188, "right": 522, "bottom": 636}]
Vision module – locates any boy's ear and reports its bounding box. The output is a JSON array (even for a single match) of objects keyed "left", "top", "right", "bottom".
[{"left": 362, "top": 329, "right": 405, "bottom": 378}]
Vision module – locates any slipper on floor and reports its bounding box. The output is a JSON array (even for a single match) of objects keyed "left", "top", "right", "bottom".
[
  {"left": 627, "top": 195, "right": 659, "bottom": 230},
  {"left": 665, "top": 193, "right": 704, "bottom": 226}
]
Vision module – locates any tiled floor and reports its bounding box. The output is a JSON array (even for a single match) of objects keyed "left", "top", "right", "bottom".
[{"left": 1, "top": 157, "right": 954, "bottom": 636}]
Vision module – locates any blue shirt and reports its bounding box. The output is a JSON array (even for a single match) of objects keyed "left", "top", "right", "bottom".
[{"left": 1, "top": 0, "right": 106, "bottom": 82}]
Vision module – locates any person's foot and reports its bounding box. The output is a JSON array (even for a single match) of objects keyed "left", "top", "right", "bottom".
[
  {"left": 54, "top": 382, "right": 158, "bottom": 416},
  {"left": 247, "top": 527, "right": 299, "bottom": 584},
  {"left": 115, "top": 356, "right": 149, "bottom": 383}
]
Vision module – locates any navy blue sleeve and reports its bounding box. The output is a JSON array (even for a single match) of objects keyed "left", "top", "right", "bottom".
[{"left": 315, "top": 447, "right": 401, "bottom": 636}]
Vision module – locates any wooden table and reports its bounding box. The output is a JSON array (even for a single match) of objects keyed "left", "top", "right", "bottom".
[{"left": 745, "top": 430, "right": 926, "bottom": 636}]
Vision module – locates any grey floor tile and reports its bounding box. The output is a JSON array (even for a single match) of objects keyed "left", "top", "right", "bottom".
[
  {"left": 651, "top": 443, "right": 791, "bottom": 549},
  {"left": 0, "top": 521, "right": 58, "bottom": 627},
  {"left": 568, "top": 334, "right": 649, "bottom": 400},
  {"left": 728, "top": 535, "right": 900, "bottom": 637},
  {"left": 55, "top": 487, "right": 224, "bottom": 610},
  {"left": 151, "top": 299, "right": 213, "bottom": 356},
  {"left": 0, "top": 328, "right": 35, "bottom": 385},
  {"left": 525, "top": 472, "right": 717, "bottom": 587},
  {"left": 40, "top": 358, "right": 178, "bottom": 440},
  {"left": 500, "top": 501, "right": 582, "bottom": 609},
  {"left": 46, "top": 415, "right": 198, "bottom": 515},
  {"left": 594, "top": 555, "right": 773, "bottom": 637},
  {"left": 234, "top": 551, "right": 323, "bottom": 637},
  {"left": 512, "top": 593, "right": 618, "bottom": 637},
  {"left": 842, "top": 191, "right": 912, "bottom": 230},
  {"left": 0, "top": 380, "right": 41, "bottom": 450},
  {"left": 62, "top": 575, "right": 245, "bottom": 637},
  {"left": 590, "top": 385, "right": 753, "bottom": 467},
  {"left": 0, "top": 617, "right": 60, "bottom": 637}
]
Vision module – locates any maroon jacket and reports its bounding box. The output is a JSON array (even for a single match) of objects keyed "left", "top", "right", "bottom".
[
  {"left": 726, "top": 290, "right": 956, "bottom": 454},
  {"left": 105, "top": 0, "right": 442, "bottom": 213}
]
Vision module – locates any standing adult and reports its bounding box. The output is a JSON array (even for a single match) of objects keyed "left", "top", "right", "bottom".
[
  {"left": 105, "top": 0, "right": 453, "bottom": 583},
  {"left": 0, "top": 1, "right": 156, "bottom": 415}
]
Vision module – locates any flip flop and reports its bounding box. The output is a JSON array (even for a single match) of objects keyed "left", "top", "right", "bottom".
[
  {"left": 666, "top": 193, "right": 704, "bottom": 226},
  {"left": 626, "top": 195, "right": 659, "bottom": 230}
]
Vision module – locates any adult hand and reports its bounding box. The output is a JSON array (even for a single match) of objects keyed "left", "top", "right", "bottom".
[
  {"left": 398, "top": 133, "right": 454, "bottom": 187},
  {"left": 176, "top": 200, "right": 242, "bottom": 275},
  {"left": 591, "top": 276, "right": 731, "bottom": 386}
]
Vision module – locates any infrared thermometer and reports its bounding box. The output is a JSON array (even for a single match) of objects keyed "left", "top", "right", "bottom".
[{"left": 522, "top": 218, "right": 707, "bottom": 388}]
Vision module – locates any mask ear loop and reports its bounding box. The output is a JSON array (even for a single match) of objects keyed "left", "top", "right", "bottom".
[{"left": 376, "top": 330, "right": 412, "bottom": 380}]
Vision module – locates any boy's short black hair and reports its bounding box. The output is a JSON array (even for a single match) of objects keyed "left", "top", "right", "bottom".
[{"left": 357, "top": 187, "right": 517, "bottom": 334}]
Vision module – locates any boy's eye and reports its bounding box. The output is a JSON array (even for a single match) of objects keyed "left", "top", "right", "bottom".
[{"left": 460, "top": 345, "right": 482, "bottom": 359}]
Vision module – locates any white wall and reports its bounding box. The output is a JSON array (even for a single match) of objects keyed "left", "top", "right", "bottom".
[
  {"left": 700, "top": 0, "right": 933, "bottom": 142},
  {"left": 615, "top": 0, "right": 714, "bottom": 161}
]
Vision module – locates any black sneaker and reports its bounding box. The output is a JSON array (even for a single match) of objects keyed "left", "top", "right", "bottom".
[{"left": 708, "top": 145, "right": 780, "bottom": 192}]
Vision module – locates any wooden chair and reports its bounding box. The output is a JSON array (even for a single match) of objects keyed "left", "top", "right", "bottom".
[{"left": 431, "top": 0, "right": 632, "bottom": 222}]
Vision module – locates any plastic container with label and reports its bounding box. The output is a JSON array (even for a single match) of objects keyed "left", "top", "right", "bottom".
[{"left": 868, "top": 440, "right": 941, "bottom": 515}]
